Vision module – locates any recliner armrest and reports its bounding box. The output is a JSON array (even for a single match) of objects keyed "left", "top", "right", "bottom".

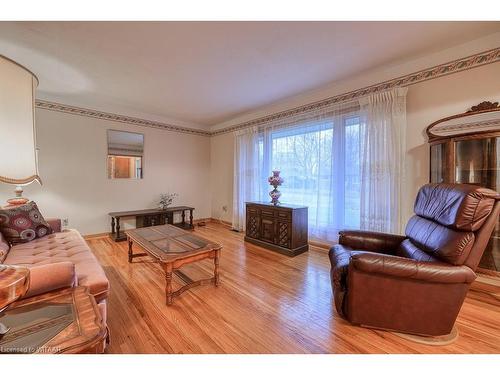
[
  {"left": 23, "top": 262, "right": 77, "bottom": 298},
  {"left": 350, "top": 252, "right": 476, "bottom": 284},
  {"left": 338, "top": 230, "right": 406, "bottom": 253},
  {"left": 46, "top": 218, "right": 62, "bottom": 233}
]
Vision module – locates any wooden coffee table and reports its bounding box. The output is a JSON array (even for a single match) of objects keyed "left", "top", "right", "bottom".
[{"left": 126, "top": 224, "right": 222, "bottom": 305}]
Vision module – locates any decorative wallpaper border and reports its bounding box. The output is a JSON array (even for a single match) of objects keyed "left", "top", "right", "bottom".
[
  {"left": 211, "top": 47, "right": 500, "bottom": 136},
  {"left": 34, "top": 47, "right": 500, "bottom": 137},
  {"left": 35, "top": 100, "right": 212, "bottom": 137}
]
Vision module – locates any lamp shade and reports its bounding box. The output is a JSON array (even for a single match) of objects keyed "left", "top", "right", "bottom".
[{"left": 0, "top": 55, "right": 40, "bottom": 186}]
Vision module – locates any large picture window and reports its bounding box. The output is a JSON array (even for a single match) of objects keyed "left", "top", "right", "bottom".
[
  {"left": 233, "top": 88, "right": 407, "bottom": 238},
  {"left": 250, "top": 113, "right": 362, "bottom": 241}
]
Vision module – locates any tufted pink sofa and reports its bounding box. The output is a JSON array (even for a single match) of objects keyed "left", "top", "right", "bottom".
[{"left": 0, "top": 218, "right": 109, "bottom": 325}]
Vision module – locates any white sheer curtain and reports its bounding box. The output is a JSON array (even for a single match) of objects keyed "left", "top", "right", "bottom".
[
  {"left": 232, "top": 87, "right": 408, "bottom": 240},
  {"left": 359, "top": 87, "right": 408, "bottom": 234},
  {"left": 232, "top": 127, "right": 264, "bottom": 231},
  {"left": 232, "top": 102, "right": 361, "bottom": 241}
]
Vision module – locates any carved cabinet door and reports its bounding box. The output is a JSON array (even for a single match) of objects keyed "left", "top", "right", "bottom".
[
  {"left": 246, "top": 209, "right": 260, "bottom": 239},
  {"left": 260, "top": 217, "right": 276, "bottom": 243},
  {"left": 276, "top": 220, "right": 291, "bottom": 249}
]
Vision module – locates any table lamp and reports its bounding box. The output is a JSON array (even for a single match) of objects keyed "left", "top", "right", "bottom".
[
  {"left": 0, "top": 54, "right": 41, "bottom": 207},
  {"left": 0, "top": 265, "right": 30, "bottom": 336}
]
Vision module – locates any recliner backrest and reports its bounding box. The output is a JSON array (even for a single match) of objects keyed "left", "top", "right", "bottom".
[{"left": 403, "top": 183, "right": 499, "bottom": 266}]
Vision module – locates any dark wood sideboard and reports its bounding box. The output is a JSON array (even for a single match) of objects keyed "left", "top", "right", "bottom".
[
  {"left": 108, "top": 206, "right": 194, "bottom": 242},
  {"left": 244, "top": 202, "right": 308, "bottom": 256}
]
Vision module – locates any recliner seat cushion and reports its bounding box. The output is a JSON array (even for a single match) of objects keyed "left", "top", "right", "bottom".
[
  {"left": 4, "top": 229, "right": 109, "bottom": 301},
  {"left": 414, "top": 183, "right": 497, "bottom": 231}
]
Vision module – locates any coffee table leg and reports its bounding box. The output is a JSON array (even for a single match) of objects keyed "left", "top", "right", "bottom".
[
  {"left": 214, "top": 249, "right": 220, "bottom": 287},
  {"left": 165, "top": 264, "right": 173, "bottom": 305},
  {"left": 128, "top": 238, "right": 133, "bottom": 263}
]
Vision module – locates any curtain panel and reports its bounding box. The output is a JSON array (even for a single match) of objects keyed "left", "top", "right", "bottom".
[
  {"left": 359, "top": 87, "right": 408, "bottom": 234},
  {"left": 232, "top": 87, "right": 408, "bottom": 240},
  {"left": 232, "top": 126, "right": 264, "bottom": 232}
]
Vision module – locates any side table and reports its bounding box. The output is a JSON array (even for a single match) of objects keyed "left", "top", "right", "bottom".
[{"left": 0, "top": 286, "right": 107, "bottom": 354}]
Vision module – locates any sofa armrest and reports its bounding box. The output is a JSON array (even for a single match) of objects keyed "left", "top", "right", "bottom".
[
  {"left": 46, "top": 218, "right": 62, "bottom": 233},
  {"left": 350, "top": 252, "right": 476, "bottom": 284},
  {"left": 338, "top": 230, "right": 406, "bottom": 253},
  {"left": 24, "top": 262, "right": 77, "bottom": 298}
]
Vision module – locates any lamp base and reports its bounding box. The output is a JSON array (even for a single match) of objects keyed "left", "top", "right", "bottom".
[
  {"left": 4, "top": 185, "right": 29, "bottom": 207},
  {"left": 5, "top": 197, "right": 29, "bottom": 207}
]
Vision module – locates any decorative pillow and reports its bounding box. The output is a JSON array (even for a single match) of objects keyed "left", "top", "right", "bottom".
[{"left": 0, "top": 201, "right": 53, "bottom": 245}]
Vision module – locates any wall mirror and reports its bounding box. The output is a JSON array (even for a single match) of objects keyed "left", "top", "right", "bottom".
[{"left": 107, "top": 130, "right": 144, "bottom": 179}]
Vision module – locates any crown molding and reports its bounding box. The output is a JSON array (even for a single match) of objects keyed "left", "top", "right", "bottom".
[
  {"left": 35, "top": 100, "right": 212, "bottom": 137},
  {"left": 34, "top": 47, "right": 500, "bottom": 138},
  {"left": 211, "top": 47, "right": 500, "bottom": 136}
]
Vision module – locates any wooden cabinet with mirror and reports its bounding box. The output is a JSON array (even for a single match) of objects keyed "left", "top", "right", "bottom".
[{"left": 427, "top": 101, "right": 500, "bottom": 276}]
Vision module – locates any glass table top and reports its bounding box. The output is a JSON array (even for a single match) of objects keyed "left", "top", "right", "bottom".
[
  {"left": 130, "top": 225, "right": 217, "bottom": 255},
  {"left": 0, "top": 302, "right": 74, "bottom": 353}
]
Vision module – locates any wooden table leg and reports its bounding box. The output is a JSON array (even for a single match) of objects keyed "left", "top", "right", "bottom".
[
  {"left": 189, "top": 209, "right": 194, "bottom": 228},
  {"left": 111, "top": 217, "right": 116, "bottom": 235},
  {"left": 116, "top": 218, "right": 121, "bottom": 240},
  {"left": 181, "top": 210, "right": 186, "bottom": 226},
  {"left": 164, "top": 264, "right": 173, "bottom": 305},
  {"left": 128, "top": 238, "right": 133, "bottom": 263},
  {"left": 214, "top": 249, "right": 220, "bottom": 287}
]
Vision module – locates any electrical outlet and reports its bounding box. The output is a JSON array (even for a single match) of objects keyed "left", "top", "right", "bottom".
[
  {"left": 222, "top": 205, "right": 227, "bottom": 212},
  {"left": 62, "top": 218, "right": 69, "bottom": 226}
]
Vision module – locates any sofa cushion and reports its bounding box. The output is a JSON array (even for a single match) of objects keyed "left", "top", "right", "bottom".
[
  {"left": 0, "top": 202, "right": 53, "bottom": 245},
  {"left": 4, "top": 229, "right": 109, "bottom": 301},
  {"left": 24, "top": 262, "right": 77, "bottom": 299}
]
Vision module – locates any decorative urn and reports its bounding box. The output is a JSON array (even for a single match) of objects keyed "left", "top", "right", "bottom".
[{"left": 268, "top": 170, "right": 284, "bottom": 205}]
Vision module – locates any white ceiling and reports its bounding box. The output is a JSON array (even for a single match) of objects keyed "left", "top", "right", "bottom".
[{"left": 0, "top": 22, "right": 499, "bottom": 128}]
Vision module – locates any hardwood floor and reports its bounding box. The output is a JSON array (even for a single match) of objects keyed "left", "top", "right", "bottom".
[{"left": 86, "top": 223, "right": 500, "bottom": 354}]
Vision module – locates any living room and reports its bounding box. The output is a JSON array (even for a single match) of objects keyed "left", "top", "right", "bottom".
[{"left": 1, "top": 1, "right": 499, "bottom": 372}]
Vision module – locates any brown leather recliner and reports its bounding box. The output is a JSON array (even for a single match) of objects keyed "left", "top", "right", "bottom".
[{"left": 329, "top": 183, "right": 500, "bottom": 336}]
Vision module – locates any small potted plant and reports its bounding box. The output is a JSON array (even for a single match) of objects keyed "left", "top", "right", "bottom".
[{"left": 158, "top": 193, "right": 178, "bottom": 210}]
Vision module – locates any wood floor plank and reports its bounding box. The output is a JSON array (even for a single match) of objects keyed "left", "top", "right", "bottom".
[{"left": 86, "top": 223, "right": 500, "bottom": 354}]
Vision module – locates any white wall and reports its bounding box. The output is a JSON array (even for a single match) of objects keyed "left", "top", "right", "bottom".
[
  {"left": 210, "top": 132, "right": 234, "bottom": 223},
  {"left": 210, "top": 62, "right": 500, "bottom": 231},
  {"left": 0, "top": 109, "right": 212, "bottom": 235}
]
